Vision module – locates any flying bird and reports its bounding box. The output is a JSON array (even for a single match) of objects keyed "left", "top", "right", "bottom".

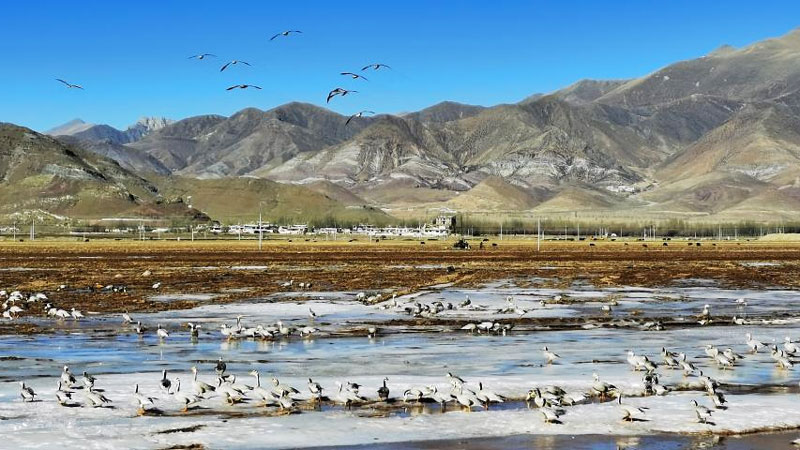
[
  {"left": 345, "top": 110, "right": 376, "bottom": 126},
  {"left": 55, "top": 79, "right": 83, "bottom": 89},
  {"left": 270, "top": 30, "right": 302, "bottom": 40},
  {"left": 220, "top": 60, "right": 252, "bottom": 72},
  {"left": 341, "top": 72, "right": 368, "bottom": 81},
  {"left": 226, "top": 84, "right": 262, "bottom": 91},
  {"left": 327, "top": 87, "right": 358, "bottom": 103},
  {"left": 361, "top": 63, "right": 391, "bottom": 71},
  {"left": 188, "top": 53, "right": 216, "bottom": 60}
]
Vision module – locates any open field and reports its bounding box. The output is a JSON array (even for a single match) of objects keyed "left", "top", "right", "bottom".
[{"left": 2, "top": 238, "right": 800, "bottom": 334}]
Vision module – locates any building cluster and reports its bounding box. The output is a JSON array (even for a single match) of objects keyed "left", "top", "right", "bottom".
[{"left": 215, "top": 215, "right": 454, "bottom": 238}]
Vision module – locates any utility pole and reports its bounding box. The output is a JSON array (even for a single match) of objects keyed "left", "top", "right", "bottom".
[{"left": 537, "top": 217, "right": 541, "bottom": 252}]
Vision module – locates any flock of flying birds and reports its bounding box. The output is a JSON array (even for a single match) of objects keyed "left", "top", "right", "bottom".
[{"left": 55, "top": 30, "right": 390, "bottom": 126}]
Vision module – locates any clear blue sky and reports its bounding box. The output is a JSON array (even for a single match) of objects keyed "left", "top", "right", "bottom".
[{"left": 2, "top": 0, "right": 800, "bottom": 131}]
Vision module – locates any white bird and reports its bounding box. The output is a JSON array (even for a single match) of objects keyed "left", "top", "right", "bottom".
[
  {"left": 61, "top": 365, "right": 76, "bottom": 387},
  {"left": 188, "top": 53, "right": 216, "bottom": 60},
  {"left": 540, "top": 406, "right": 562, "bottom": 423},
  {"left": 133, "top": 384, "right": 156, "bottom": 413},
  {"left": 19, "top": 382, "right": 36, "bottom": 402},
  {"left": 308, "top": 307, "right": 317, "bottom": 319},
  {"left": 84, "top": 388, "right": 112, "bottom": 407},
  {"left": 308, "top": 378, "right": 324, "bottom": 402},
  {"left": 156, "top": 324, "right": 169, "bottom": 339},
  {"left": 543, "top": 346, "right": 560, "bottom": 364},
  {"left": 55, "top": 381, "right": 73, "bottom": 406},
  {"left": 171, "top": 378, "right": 200, "bottom": 412},
  {"left": 476, "top": 382, "right": 505, "bottom": 405},
  {"left": 190, "top": 366, "right": 216, "bottom": 397},
  {"left": 82, "top": 371, "right": 96, "bottom": 389},
  {"left": 691, "top": 399, "right": 714, "bottom": 424},
  {"left": 592, "top": 373, "right": 616, "bottom": 397},
  {"left": 746, "top": 333, "right": 764, "bottom": 353},
  {"left": 70, "top": 308, "right": 84, "bottom": 320},
  {"left": 122, "top": 311, "right": 133, "bottom": 324},
  {"left": 618, "top": 394, "right": 647, "bottom": 422},
  {"left": 784, "top": 337, "right": 799, "bottom": 355},
  {"left": 152, "top": 282, "right": 162, "bottom": 290}
]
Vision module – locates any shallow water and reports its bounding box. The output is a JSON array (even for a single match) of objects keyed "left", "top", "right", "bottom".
[{"left": 3, "top": 280, "right": 800, "bottom": 449}]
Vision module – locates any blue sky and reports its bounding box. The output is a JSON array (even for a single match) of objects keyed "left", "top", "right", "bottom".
[{"left": 2, "top": 0, "right": 800, "bottom": 131}]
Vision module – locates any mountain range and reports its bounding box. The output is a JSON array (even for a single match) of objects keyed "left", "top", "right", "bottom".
[{"left": 12, "top": 27, "right": 800, "bottom": 224}]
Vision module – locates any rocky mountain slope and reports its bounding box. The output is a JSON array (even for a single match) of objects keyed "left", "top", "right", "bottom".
[{"left": 36, "top": 27, "right": 800, "bottom": 221}]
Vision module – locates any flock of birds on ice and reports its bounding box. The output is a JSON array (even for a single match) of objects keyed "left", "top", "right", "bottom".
[
  {"left": 55, "top": 30, "right": 387, "bottom": 126},
  {"left": 6, "top": 284, "right": 800, "bottom": 437}
]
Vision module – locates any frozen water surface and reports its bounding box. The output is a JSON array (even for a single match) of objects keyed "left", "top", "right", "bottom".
[{"left": 3, "top": 280, "right": 800, "bottom": 448}]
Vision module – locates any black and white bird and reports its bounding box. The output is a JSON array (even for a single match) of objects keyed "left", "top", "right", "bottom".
[
  {"left": 188, "top": 53, "right": 216, "bottom": 60},
  {"left": 361, "top": 63, "right": 391, "bottom": 71},
  {"left": 345, "top": 110, "right": 376, "bottom": 126},
  {"left": 326, "top": 87, "right": 358, "bottom": 103},
  {"left": 340, "top": 72, "right": 368, "bottom": 81},
  {"left": 56, "top": 78, "right": 83, "bottom": 89},
  {"left": 377, "top": 377, "right": 390, "bottom": 401},
  {"left": 19, "top": 382, "right": 36, "bottom": 402},
  {"left": 226, "top": 84, "right": 262, "bottom": 91},
  {"left": 215, "top": 357, "right": 227, "bottom": 376},
  {"left": 220, "top": 60, "right": 252, "bottom": 72},
  {"left": 270, "top": 30, "right": 302, "bottom": 40}
]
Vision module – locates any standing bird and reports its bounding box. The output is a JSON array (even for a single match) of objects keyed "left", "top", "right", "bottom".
[
  {"left": 56, "top": 78, "right": 83, "bottom": 89},
  {"left": 70, "top": 308, "right": 84, "bottom": 320},
  {"left": 270, "top": 30, "right": 302, "bottom": 40},
  {"left": 308, "top": 307, "right": 317, "bottom": 320},
  {"left": 188, "top": 53, "right": 216, "bottom": 60},
  {"left": 361, "top": 63, "right": 391, "bottom": 71},
  {"left": 187, "top": 322, "right": 201, "bottom": 338},
  {"left": 215, "top": 357, "right": 227, "bottom": 376},
  {"left": 308, "top": 378, "right": 323, "bottom": 402},
  {"left": 82, "top": 371, "right": 96, "bottom": 390},
  {"left": 122, "top": 311, "right": 133, "bottom": 324},
  {"left": 226, "top": 84, "right": 262, "bottom": 91},
  {"left": 61, "top": 365, "right": 76, "bottom": 388},
  {"left": 220, "top": 60, "right": 251, "bottom": 72},
  {"left": 160, "top": 369, "right": 172, "bottom": 393},
  {"left": 156, "top": 324, "right": 169, "bottom": 340},
  {"left": 340, "top": 72, "right": 369, "bottom": 81},
  {"left": 19, "top": 382, "right": 36, "bottom": 402},
  {"left": 543, "top": 346, "right": 560, "bottom": 364},
  {"left": 326, "top": 87, "right": 358, "bottom": 103},
  {"left": 377, "top": 377, "right": 390, "bottom": 401},
  {"left": 345, "top": 110, "right": 376, "bottom": 126}
]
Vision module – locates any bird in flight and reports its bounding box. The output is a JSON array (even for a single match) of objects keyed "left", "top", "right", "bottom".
[
  {"left": 188, "top": 53, "right": 216, "bottom": 60},
  {"left": 55, "top": 79, "right": 83, "bottom": 89},
  {"left": 271, "top": 30, "right": 302, "bottom": 40},
  {"left": 341, "top": 72, "right": 368, "bottom": 81},
  {"left": 345, "top": 110, "right": 376, "bottom": 126},
  {"left": 226, "top": 84, "right": 262, "bottom": 91},
  {"left": 361, "top": 63, "right": 391, "bottom": 71},
  {"left": 327, "top": 87, "right": 358, "bottom": 103},
  {"left": 220, "top": 60, "right": 252, "bottom": 72}
]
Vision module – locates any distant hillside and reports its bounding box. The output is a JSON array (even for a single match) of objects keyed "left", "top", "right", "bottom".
[
  {"left": 48, "top": 117, "right": 173, "bottom": 145},
  {"left": 32, "top": 27, "right": 800, "bottom": 222}
]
